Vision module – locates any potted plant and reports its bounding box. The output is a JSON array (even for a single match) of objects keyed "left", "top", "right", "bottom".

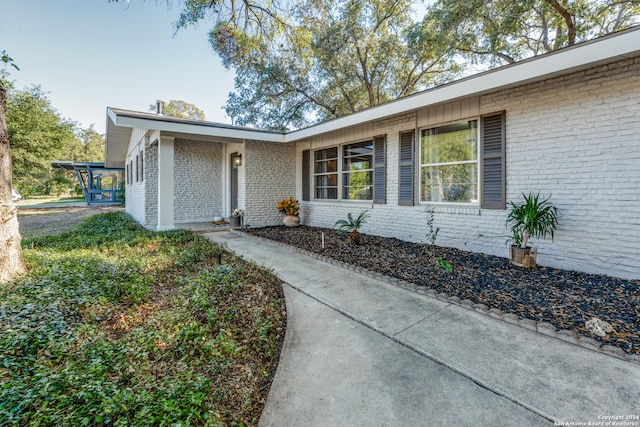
[
  {"left": 230, "top": 208, "right": 244, "bottom": 228},
  {"left": 335, "top": 211, "right": 369, "bottom": 246},
  {"left": 277, "top": 197, "right": 300, "bottom": 227},
  {"left": 507, "top": 192, "right": 559, "bottom": 268}
]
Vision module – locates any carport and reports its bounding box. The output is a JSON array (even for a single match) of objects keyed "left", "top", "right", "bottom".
[{"left": 52, "top": 161, "right": 124, "bottom": 205}]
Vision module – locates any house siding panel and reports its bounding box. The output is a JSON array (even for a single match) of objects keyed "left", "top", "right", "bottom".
[
  {"left": 124, "top": 130, "right": 147, "bottom": 225},
  {"left": 297, "top": 57, "right": 640, "bottom": 279}
]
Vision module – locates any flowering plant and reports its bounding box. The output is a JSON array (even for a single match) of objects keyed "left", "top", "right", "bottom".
[
  {"left": 277, "top": 197, "right": 299, "bottom": 216},
  {"left": 231, "top": 208, "right": 244, "bottom": 217}
]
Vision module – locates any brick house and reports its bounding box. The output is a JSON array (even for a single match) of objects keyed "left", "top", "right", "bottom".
[{"left": 105, "top": 27, "right": 640, "bottom": 279}]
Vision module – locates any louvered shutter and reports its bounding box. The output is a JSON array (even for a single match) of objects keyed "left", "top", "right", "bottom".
[
  {"left": 398, "top": 130, "right": 415, "bottom": 206},
  {"left": 302, "top": 149, "right": 310, "bottom": 201},
  {"left": 481, "top": 112, "right": 506, "bottom": 209},
  {"left": 373, "top": 135, "right": 386, "bottom": 204}
]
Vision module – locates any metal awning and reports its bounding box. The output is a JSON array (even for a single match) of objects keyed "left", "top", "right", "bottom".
[{"left": 52, "top": 161, "right": 124, "bottom": 205}]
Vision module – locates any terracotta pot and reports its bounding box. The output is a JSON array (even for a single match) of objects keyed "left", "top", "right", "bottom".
[{"left": 283, "top": 215, "right": 301, "bottom": 227}]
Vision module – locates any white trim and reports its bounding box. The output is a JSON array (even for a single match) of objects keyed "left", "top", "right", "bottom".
[
  {"left": 287, "top": 27, "right": 640, "bottom": 142},
  {"left": 109, "top": 108, "right": 285, "bottom": 143},
  {"left": 106, "top": 27, "right": 640, "bottom": 165}
]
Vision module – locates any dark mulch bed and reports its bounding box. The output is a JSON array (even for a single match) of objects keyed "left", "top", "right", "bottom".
[{"left": 249, "top": 225, "right": 640, "bottom": 356}]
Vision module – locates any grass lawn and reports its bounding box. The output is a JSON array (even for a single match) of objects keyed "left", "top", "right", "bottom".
[
  {"left": 1, "top": 212, "right": 286, "bottom": 426},
  {"left": 15, "top": 196, "right": 86, "bottom": 207}
]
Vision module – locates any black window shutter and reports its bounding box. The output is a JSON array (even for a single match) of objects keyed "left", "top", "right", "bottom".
[
  {"left": 481, "top": 112, "right": 506, "bottom": 209},
  {"left": 373, "top": 135, "right": 386, "bottom": 204},
  {"left": 398, "top": 130, "right": 415, "bottom": 206},
  {"left": 302, "top": 149, "right": 310, "bottom": 201}
]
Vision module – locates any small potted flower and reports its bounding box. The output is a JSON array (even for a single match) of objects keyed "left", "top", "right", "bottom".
[
  {"left": 230, "top": 208, "right": 244, "bottom": 228},
  {"left": 277, "top": 197, "right": 300, "bottom": 227}
]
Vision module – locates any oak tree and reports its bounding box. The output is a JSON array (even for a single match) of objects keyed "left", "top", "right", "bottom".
[{"left": 0, "top": 51, "right": 26, "bottom": 283}]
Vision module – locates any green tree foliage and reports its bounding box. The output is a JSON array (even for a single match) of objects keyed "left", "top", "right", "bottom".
[
  {"left": 150, "top": 99, "right": 206, "bottom": 120},
  {"left": 424, "top": 0, "right": 640, "bottom": 66},
  {"left": 113, "top": 0, "right": 640, "bottom": 129},
  {"left": 6, "top": 86, "right": 105, "bottom": 196},
  {"left": 80, "top": 125, "right": 106, "bottom": 161},
  {"left": 173, "top": 0, "right": 457, "bottom": 130}
]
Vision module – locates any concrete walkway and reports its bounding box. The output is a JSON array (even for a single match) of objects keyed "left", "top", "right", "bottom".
[{"left": 204, "top": 231, "right": 640, "bottom": 427}]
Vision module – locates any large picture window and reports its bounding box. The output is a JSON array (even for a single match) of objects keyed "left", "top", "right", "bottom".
[{"left": 420, "top": 120, "right": 478, "bottom": 203}]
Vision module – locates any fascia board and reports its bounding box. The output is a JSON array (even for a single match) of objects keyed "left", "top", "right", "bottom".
[
  {"left": 286, "top": 27, "right": 640, "bottom": 142},
  {"left": 111, "top": 112, "right": 286, "bottom": 143}
]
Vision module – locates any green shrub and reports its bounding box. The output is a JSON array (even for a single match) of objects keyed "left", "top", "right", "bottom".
[{"left": 2, "top": 212, "right": 284, "bottom": 426}]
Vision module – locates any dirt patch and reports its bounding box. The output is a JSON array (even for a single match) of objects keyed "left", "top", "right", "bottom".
[{"left": 17, "top": 205, "right": 124, "bottom": 239}]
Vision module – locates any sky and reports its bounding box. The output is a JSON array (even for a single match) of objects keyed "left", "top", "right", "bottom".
[{"left": 1, "top": 0, "right": 235, "bottom": 134}]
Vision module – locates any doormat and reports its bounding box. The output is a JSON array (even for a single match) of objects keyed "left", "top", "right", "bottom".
[{"left": 210, "top": 221, "right": 229, "bottom": 225}]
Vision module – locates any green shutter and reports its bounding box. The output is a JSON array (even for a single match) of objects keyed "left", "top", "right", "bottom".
[
  {"left": 398, "top": 130, "right": 415, "bottom": 206},
  {"left": 481, "top": 112, "right": 506, "bottom": 209},
  {"left": 373, "top": 135, "right": 386, "bottom": 204},
  {"left": 302, "top": 149, "right": 310, "bottom": 201}
]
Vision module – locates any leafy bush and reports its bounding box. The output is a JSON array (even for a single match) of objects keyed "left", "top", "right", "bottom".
[
  {"left": 335, "top": 210, "right": 369, "bottom": 245},
  {"left": 2, "top": 212, "right": 285, "bottom": 426}
]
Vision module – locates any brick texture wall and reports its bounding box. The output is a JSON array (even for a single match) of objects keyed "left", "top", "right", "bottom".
[
  {"left": 297, "top": 58, "right": 640, "bottom": 279},
  {"left": 144, "top": 143, "right": 158, "bottom": 226},
  {"left": 245, "top": 141, "right": 296, "bottom": 227},
  {"left": 174, "top": 139, "right": 223, "bottom": 222}
]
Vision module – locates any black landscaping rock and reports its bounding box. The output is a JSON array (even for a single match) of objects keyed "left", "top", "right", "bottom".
[{"left": 250, "top": 225, "right": 640, "bottom": 356}]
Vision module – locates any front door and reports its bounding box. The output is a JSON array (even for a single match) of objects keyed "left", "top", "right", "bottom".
[{"left": 230, "top": 152, "right": 239, "bottom": 212}]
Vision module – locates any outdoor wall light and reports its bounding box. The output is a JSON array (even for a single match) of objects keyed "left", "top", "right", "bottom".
[{"left": 234, "top": 154, "right": 242, "bottom": 167}]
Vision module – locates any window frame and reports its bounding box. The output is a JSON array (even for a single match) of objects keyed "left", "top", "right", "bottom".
[
  {"left": 419, "top": 118, "right": 481, "bottom": 206},
  {"left": 313, "top": 146, "right": 339, "bottom": 200},
  {"left": 312, "top": 139, "right": 375, "bottom": 202}
]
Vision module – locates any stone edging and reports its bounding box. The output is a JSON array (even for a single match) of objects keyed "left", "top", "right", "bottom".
[{"left": 246, "top": 233, "right": 640, "bottom": 366}]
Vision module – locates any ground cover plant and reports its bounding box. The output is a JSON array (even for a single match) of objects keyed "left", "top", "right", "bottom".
[
  {"left": 250, "top": 226, "right": 640, "bottom": 356},
  {"left": 1, "top": 212, "right": 286, "bottom": 426}
]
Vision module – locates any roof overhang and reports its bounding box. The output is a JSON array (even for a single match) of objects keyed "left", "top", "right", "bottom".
[
  {"left": 105, "top": 26, "right": 640, "bottom": 166},
  {"left": 287, "top": 26, "right": 640, "bottom": 141},
  {"left": 52, "top": 161, "right": 123, "bottom": 177},
  {"left": 105, "top": 108, "right": 285, "bottom": 168}
]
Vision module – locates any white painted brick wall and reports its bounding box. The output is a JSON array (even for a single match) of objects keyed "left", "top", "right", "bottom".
[
  {"left": 173, "top": 139, "right": 223, "bottom": 222},
  {"left": 244, "top": 141, "right": 296, "bottom": 228},
  {"left": 297, "top": 57, "right": 640, "bottom": 279},
  {"left": 125, "top": 131, "right": 147, "bottom": 225},
  {"left": 144, "top": 143, "right": 158, "bottom": 227}
]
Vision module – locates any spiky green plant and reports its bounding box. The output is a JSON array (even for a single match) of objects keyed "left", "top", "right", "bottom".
[
  {"left": 507, "top": 192, "right": 559, "bottom": 248},
  {"left": 335, "top": 211, "right": 369, "bottom": 245}
]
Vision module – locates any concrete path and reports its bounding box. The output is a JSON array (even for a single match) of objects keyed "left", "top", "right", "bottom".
[{"left": 204, "top": 231, "right": 640, "bottom": 427}]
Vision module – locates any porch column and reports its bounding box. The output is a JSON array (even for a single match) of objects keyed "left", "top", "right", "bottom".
[{"left": 157, "top": 136, "right": 175, "bottom": 231}]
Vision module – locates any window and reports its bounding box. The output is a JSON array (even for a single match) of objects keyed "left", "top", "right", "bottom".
[
  {"left": 140, "top": 151, "right": 144, "bottom": 182},
  {"left": 342, "top": 141, "right": 373, "bottom": 200},
  {"left": 312, "top": 138, "right": 382, "bottom": 202},
  {"left": 420, "top": 120, "right": 478, "bottom": 204},
  {"left": 135, "top": 155, "right": 139, "bottom": 182},
  {"left": 314, "top": 147, "right": 338, "bottom": 199}
]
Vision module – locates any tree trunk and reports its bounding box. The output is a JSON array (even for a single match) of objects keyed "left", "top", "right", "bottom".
[{"left": 0, "top": 85, "right": 27, "bottom": 283}]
